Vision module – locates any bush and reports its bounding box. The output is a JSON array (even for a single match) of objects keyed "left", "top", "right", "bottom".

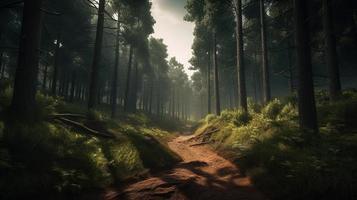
[
  {"left": 278, "top": 103, "right": 298, "bottom": 121},
  {"left": 0, "top": 90, "right": 63, "bottom": 120},
  {"left": 197, "top": 96, "right": 357, "bottom": 200},
  {"left": 318, "top": 95, "right": 357, "bottom": 130},
  {"left": 219, "top": 110, "right": 236, "bottom": 124},
  {"left": 0, "top": 122, "right": 112, "bottom": 199},
  {"left": 205, "top": 114, "right": 217, "bottom": 124},
  {"left": 233, "top": 110, "right": 252, "bottom": 127},
  {"left": 219, "top": 110, "right": 251, "bottom": 127},
  {"left": 0, "top": 86, "right": 12, "bottom": 109},
  {"left": 315, "top": 89, "right": 330, "bottom": 104},
  {"left": 0, "top": 108, "right": 180, "bottom": 199},
  {"left": 35, "top": 93, "right": 63, "bottom": 118},
  {"left": 262, "top": 99, "right": 283, "bottom": 120},
  {"left": 248, "top": 98, "right": 262, "bottom": 113}
]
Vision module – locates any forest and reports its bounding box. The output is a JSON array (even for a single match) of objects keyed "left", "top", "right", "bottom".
[{"left": 0, "top": 0, "right": 356, "bottom": 199}]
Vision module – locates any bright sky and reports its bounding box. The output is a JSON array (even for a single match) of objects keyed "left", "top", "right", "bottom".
[{"left": 150, "top": 0, "right": 195, "bottom": 77}]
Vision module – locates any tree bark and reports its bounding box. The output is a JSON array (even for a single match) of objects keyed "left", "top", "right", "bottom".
[
  {"left": 294, "top": 0, "right": 318, "bottom": 133},
  {"left": 260, "top": 0, "right": 271, "bottom": 104},
  {"left": 253, "top": 52, "right": 258, "bottom": 102},
  {"left": 130, "top": 60, "right": 139, "bottom": 112},
  {"left": 149, "top": 77, "right": 153, "bottom": 114},
  {"left": 322, "top": 0, "right": 342, "bottom": 101},
  {"left": 124, "top": 45, "right": 133, "bottom": 112},
  {"left": 0, "top": 51, "right": 3, "bottom": 79},
  {"left": 207, "top": 45, "right": 212, "bottom": 114},
  {"left": 42, "top": 63, "right": 48, "bottom": 91},
  {"left": 51, "top": 32, "right": 60, "bottom": 96},
  {"left": 156, "top": 80, "right": 160, "bottom": 115},
  {"left": 212, "top": 32, "right": 221, "bottom": 115},
  {"left": 88, "top": 0, "right": 105, "bottom": 110},
  {"left": 65, "top": 75, "right": 70, "bottom": 99},
  {"left": 171, "top": 86, "right": 175, "bottom": 117},
  {"left": 70, "top": 71, "right": 76, "bottom": 102},
  {"left": 111, "top": 19, "right": 120, "bottom": 118},
  {"left": 287, "top": 39, "right": 294, "bottom": 94},
  {"left": 0, "top": 33, "right": 3, "bottom": 79},
  {"left": 10, "top": 0, "right": 44, "bottom": 120},
  {"left": 235, "top": 0, "right": 248, "bottom": 112}
]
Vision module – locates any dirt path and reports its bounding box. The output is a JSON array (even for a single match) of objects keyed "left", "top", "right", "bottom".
[{"left": 105, "top": 135, "right": 266, "bottom": 200}]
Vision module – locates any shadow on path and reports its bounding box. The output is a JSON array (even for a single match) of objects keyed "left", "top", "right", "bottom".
[{"left": 104, "top": 134, "right": 267, "bottom": 200}]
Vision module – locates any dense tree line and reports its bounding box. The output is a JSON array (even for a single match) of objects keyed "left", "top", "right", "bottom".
[
  {"left": 187, "top": 0, "right": 357, "bottom": 133},
  {"left": 1, "top": 0, "right": 356, "bottom": 133},
  {"left": 0, "top": 0, "right": 193, "bottom": 122}
]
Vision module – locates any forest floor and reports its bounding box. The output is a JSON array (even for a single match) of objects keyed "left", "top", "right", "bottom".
[{"left": 102, "top": 132, "right": 266, "bottom": 200}]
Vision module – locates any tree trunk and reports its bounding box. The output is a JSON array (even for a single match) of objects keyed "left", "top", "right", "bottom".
[
  {"left": 124, "top": 45, "right": 133, "bottom": 112},
  {"left": 156, "top": 82, "right": 160, "bottom": 115},
  {"left": 75, "top": 84, "right": 80, "bottom": 100},
  {"left": 235, "top": 0, "right": 248, "bottom": 112},
  {"left": 0, "top": 57, "right": 5, "bottom": 79},
  {"left": 260, "top": 0, "right": 271, "bottom": 104},
  {"left": 51, "top": 33, "right": 60, "bottom": 96},
  {"left": 130, "top": 60, "right": 139, "bottom": 112},
  {"left": 149, "top": 77, "right": 153, "bottom": 114},
  {"left": 287, "top": 39, "right": 295, "bottom": 94},
  {"left": 42, "top": 63, "right": 48, "bottom": 91},
  {"left": 172, "top": 86, "right": 175, "bottom": 118},
  {"left": 64, "top": 75, "right": 70, "bottom": 99},
  {"left": 212, "top": 32, "right": 221, "bottom": 115},
  {"left": 0, "top": 51, "right": 3, "bottom": 79},
  {"left": 111, "top": 20, "right": 120, "bottom": 118},
  {"left": 88, "top": 0, "right": 105, "bottom": 110},
  {"left": 323, "top": 0, "right": 342, "bottom": 101},
  {"left": 253, "top": 52, "right": 258, "bottom": 102},
  {"left": 207, "top": 45, "right": 212, "bottom": 114},
  {"left": 70, "top": 71, "right": 76, "bottom": 102},
  {"left": 10, "top": 0, "right": 43, "bottom": 120},
  {"left": 0, "top": 33, "right": 3, "bottom": 79},
  {"left": 294, "top": 0, "right": 318, "bottom": 133},
  {"left": 171, "top": 86, "right": 174, "bottom": 117}
]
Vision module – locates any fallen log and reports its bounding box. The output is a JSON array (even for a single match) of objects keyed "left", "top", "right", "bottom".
[
  {"left": 49, "top": 113, "right": 87, "bottom": 119},
  {"left": 187, "top": 128, "right": 220, "bottom": 143},
  {"left": 55, "top": 117, "right": 114, "bottom": 138}
]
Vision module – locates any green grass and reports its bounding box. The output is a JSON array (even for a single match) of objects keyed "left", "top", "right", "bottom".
[
  {"left": 0, "top": 90, "right": 181, "bottom": 199},
  {"left": 195, "top": 94, "right": 357, "bottom": 200}
]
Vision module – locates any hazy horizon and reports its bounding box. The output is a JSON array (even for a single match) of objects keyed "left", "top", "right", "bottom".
[{"left": 150, "top": 0, "right": 195, "bottom": 77}]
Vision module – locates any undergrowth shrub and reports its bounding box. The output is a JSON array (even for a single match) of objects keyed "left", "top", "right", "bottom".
[
  {"left": 220, "top": 110, "right": 251, "bottom": 126},
  {"left": 35, "top": 93, "right": 63, "bottom": 118},
  {"left": 87, "top": 109, "right": 106, "bottom": 121},
  {"left": 318, "top": 92, "right": 357, "bottom": 130},
  {"left": 0, "top": 122, "right": 111, "bottom": 199},
  {"left": 262, "top": 99, "right": 283, "bottom": 120},
  {"left": 0, "top": 86, "right": 12, "bottom": 109},
  {"left": 278, "top": 103, "right": 298, "bottom": 121},
  {"left": 198, "top": 93, "right": 357, "bottom": 200},
  {"left": 232, "top": 110, "right": 252, "bottom": 126},
  {"left": 0, "top": 104, "right": 179, "bottom": 199},
  {"left": 0, "top": 89, "right": 63, "bottom": 120},
  {"left": 248, "top": 98, "right": 262, "bottom": 113},
  {"left": 205, "top": 114, "right": 217, "bottom": 124}
]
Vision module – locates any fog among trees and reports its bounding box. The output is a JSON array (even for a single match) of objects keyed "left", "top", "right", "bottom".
[{"left": 0, "top": 0, "right": 356, "bottom": 199}]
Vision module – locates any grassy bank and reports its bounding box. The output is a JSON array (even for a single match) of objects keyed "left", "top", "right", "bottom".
[
  {"left": 0, "top": 89, "right": 181, "bottom": 199},
  {"left": 194, "top": 91, "right": 357, "bottom": 200}
]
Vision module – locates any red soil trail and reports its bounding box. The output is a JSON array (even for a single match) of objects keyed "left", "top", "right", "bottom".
[{"left": 105, "top": 135, "right": 267, "bottom": 200}]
